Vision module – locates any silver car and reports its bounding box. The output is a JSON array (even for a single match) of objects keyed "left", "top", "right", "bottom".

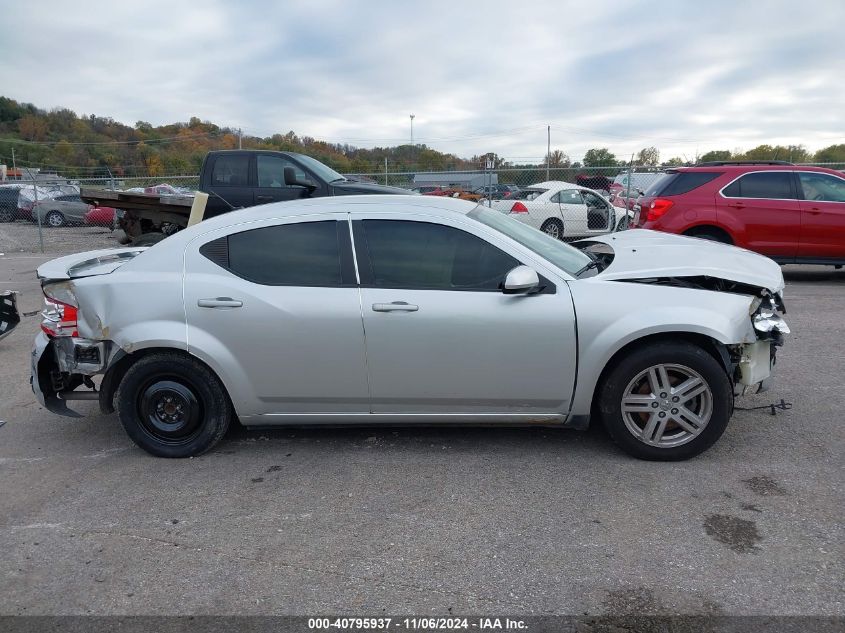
[
  {"left": 31, "top": 196, "right": 789, "bottom": 460},
  {"left": 33, "top": 194, "right": 91, "bottom": 227}
]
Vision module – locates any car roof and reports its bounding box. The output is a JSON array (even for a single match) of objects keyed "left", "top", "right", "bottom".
[
  {"left": 674, "top": 164, "right": 840, "bottom": 174},
  {"left": 193, "top": 194, "right": 481, "bottom": 231},
  {"left": 527, "top": 181, "right": 580, "bottom": 189}
]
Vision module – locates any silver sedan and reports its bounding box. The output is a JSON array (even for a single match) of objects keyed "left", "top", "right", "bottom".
[{"left": 31, "top": 195, "right": 789, "bottom": 460}]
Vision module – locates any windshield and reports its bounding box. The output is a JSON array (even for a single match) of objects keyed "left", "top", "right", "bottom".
[
  {"left": 290, "top": 153, "right": 346, "bottom": 183},
  {"left": 510, "top": 187, "right": 547, "bottom": 201},
  {"left": 469, "top": 206, "right": 592, "bottom": 276}
]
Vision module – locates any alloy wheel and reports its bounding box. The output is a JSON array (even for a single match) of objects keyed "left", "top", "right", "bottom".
[{"left": 620, "top": 363, "right": 713, "bottom": 448}]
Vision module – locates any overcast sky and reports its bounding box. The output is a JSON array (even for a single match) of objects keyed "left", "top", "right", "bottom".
[{"left": 2, "top": 0, "right": 843, "bottom": 163}]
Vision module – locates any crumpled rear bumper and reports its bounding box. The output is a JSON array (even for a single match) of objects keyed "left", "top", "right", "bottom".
[
  {"left": 31, "top": 331, "right": 120, "bottom": 417},
  {"left": 0, "top": 291, "right": 20, "bottom": 342}
]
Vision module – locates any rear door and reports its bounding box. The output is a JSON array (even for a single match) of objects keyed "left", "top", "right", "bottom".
[
  {"left": 351, "top": 212, "right": 578, "bottom": 416},
  {"left": 204, "top": 153, "right": 254, "bottom": 216},
  {"left": 183, "top": 215, "right": 369, "bottom": 419},
  {"left": 716, "top": 171, "right": 800, "bottom": 258},
  {"left": 796, "top": 171, "right": 845, "bottom": 260},
  {"left": 552, "top": 189, "right": 587, "bottom": 236}
]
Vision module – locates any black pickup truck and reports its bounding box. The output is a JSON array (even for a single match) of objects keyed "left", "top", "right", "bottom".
[
  {"left": 81, "top": 150, "right": 410, "bottom": 241},
  {"left": 198, "top": 150, "right": 409, "bottom": 217}
]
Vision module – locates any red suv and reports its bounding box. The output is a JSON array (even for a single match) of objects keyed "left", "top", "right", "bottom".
[{"left": 632, "top": 161, "right": 845, "bottom": 264}]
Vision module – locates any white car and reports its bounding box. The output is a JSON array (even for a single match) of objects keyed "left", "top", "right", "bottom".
[
  {"left": 31, "top": 195, "right": 788, "bottom": 461},
  {"left": 489, "top": 181, "right": 629, "bottom": 240}
]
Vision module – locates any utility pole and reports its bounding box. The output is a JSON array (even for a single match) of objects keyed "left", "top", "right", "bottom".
[
  {"left": 11, "top": 147, "right": 16, "bottom": 177},
  {"left": 384, "top": 157, "right": 388, "bottom": 185},
  {"left": 238, "top": 128, "right": 242, "bottom": 150},
  {"left": 546, "top": 125, "right": 551, "bottom": 181},
  {"left": 409, "top": 114, "right": 415, "bottom": 146}
]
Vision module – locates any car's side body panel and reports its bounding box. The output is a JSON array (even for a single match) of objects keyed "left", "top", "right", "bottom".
[{"left": 566, "top": 280, "right": 758, "bottom": 416}]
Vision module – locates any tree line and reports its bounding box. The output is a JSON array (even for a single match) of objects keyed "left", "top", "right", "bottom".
[{"left": 1, "top": 96, "right": 842, "bottom": 179}]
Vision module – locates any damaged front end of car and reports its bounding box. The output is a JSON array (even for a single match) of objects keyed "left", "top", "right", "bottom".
[{"left": 622, "top": 275, "right": 790, "bottom": 394}]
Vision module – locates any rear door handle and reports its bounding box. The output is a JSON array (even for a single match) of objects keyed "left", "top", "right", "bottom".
[
  {"left": 372, "top": 301, "right": 419, "bottom": 312},
  {"left": 198, "top": 297, "right": 243, "bottom": 308},
  {"left": 728, "top": 202, "right": 745, "bottom": 208},
  {"left": 255, "top": 195, "right": 273, "bottom": 202}
]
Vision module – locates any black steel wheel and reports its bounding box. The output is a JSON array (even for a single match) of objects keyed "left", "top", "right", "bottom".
[{"left": 117, "top": 353, "right": 232, "bottom": 457}]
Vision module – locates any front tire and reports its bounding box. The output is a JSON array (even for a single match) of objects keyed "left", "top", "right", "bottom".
[
  {"left": 116, "top": 353, "right": 232, "bottom": 457},
  {"left": 540, "top": 218, "right": 564, "bottom": 240},
  {"left": 597, "top": 341, "right": 732, "bottom": 461}
]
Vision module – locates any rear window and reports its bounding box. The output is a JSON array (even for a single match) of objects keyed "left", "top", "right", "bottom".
[
  {"left": 644, "top": 172, "right": 723, "bottom": 197},
  {"left": 722, "top": 172, "right": 795, "bottom": 199},
  {"left": 211, "top": 154, "right": 250, "bottom": 187},
  {"left": 511, "top": 188, "right": 547, "bottom": 201}
]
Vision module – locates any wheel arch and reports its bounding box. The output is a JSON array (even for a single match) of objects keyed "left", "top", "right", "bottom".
[
  {"left": 683, "top": 224, "right": 734, "bottom": 244},
  {"left": 100, "top": 346, "right": 238, "bottom": 419},
  {"left": 570, "top": 331, "right": 734, "bottom": 429}
]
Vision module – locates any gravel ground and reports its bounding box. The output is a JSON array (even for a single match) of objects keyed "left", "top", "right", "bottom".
[
  {"left": 0, "top": 249, "right": 842, "bottom": 618},
  {"left": 0, "top": 220, "right": 122, "bottom": 255}
]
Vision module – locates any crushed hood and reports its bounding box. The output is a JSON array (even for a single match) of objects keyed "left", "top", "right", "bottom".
[
  {"left": 579, "top": 230, "right": 785, "bottom": 293},
  {"left": 37, "top": 247, "right": 147, "bottom": 281}
]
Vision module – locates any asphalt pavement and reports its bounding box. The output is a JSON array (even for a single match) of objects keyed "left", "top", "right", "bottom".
[{"left": 0, "top": 253, "right": 842, "bottom": 617}]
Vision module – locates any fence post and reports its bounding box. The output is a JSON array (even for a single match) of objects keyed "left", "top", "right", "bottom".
[
  {"left": 24, "top": 167, "right": 44, "bottom": 253},
  {"left": 384, "top": 157, "right": 388, "bottom": 186}
]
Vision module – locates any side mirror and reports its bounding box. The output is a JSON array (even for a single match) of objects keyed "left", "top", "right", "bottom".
[
  {"left": 284, "top": 166, "right": 315, "bottom": 189},
  {"left": 502, "top": 265, "right": 540, "bottom": 294}
]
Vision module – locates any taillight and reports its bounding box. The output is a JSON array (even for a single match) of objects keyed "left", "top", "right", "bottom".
[
  {"left": 41, "top": 288, "right": 79, "bottom": 337},
  {"left": 510, "top": 201, "right": 528, "bottom": 214},
  {"left": 646, "top": 198, "right": 674, "bottom": 222}
]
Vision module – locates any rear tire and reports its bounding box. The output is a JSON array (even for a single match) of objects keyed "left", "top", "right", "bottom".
[
  {"left": 46, "top": 211, "right": 65, "bottom": 227},
  {"left": 116, "top": 353, "right": 232, "bottom": 458},
  {"left": 684, "top": 226, "right": 732, "bottom": 244},
  {"left": 0, "top": 208, "right": 13, "bottom": 223},
  {"left": 597, "top": 341, "right": 732, "bottom": 461},
  {"left": 540, "top": 218, "right": 564, "bottom": 240}
]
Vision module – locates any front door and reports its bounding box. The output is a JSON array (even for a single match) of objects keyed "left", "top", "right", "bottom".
[
  {"left": 183, "top": 215, "right": 369, "bottom": 419},
  {"left": 253, "top": 154, "right": 314, "bottom": 206},
  {"left": 351, "top": 214, "right": 578, "bottom": 415},
  {"left": 796, "top": 171, "right": 845, "bottom": 260}
]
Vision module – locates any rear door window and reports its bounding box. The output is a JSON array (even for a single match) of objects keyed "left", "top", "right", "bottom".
[
  {"left": 211, "top": 154, "right": 250, "bottom": 186},
  {"left": 552, "top": 190, "right": 583, "bottom": 205},
  {"left": 722, "top": 172, "right": 795, "bottom": 199},
  {"left": 207, "top": 221, "right": 347, "bottom": 287}
]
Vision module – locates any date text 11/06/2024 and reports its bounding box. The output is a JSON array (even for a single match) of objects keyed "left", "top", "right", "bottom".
[{"left": 307, "top": 617, "right": 528, "bottom": 630}]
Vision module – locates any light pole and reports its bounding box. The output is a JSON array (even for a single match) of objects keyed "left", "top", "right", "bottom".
[{"left": 409, "top": 114, "right": 415, "bottom": 146}]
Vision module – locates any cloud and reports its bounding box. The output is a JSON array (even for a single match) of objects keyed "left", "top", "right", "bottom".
[{"left": 1, "top": 0, "right": 842, "bottom": 163}]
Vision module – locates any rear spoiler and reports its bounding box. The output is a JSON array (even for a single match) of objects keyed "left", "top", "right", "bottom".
[{"left": 36, "top": 247, "right": 146, "bottom": 282}]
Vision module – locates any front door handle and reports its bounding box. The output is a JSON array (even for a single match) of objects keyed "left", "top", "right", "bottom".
[
  {"left": 372, "top": 301, "right": 419, "bottom": 313},
  {"left": 198, "top": 297, "right": 243, "bottom": 308},
  {"left": 256, "top": 195, "right": 274, "bottom": 202}
]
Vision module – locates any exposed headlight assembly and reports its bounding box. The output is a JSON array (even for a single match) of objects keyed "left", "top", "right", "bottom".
[{"left": 753, "top": 310, "right": 790, "bottom": 335}]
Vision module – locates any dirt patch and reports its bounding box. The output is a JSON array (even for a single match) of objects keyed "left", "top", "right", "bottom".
[
  {"left": 602, "top": 586, "right": 660, "bottom": 614},
  {"left": 703, "top": 514, "right": 762, "bottom": 553},
  {"left": 743, "top": 475, "right": 787, "bottom": 496}
]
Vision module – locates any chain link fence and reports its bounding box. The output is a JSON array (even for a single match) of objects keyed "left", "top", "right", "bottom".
[{"left": 2, "top": 164, "right": 842, "bottom": 255}]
